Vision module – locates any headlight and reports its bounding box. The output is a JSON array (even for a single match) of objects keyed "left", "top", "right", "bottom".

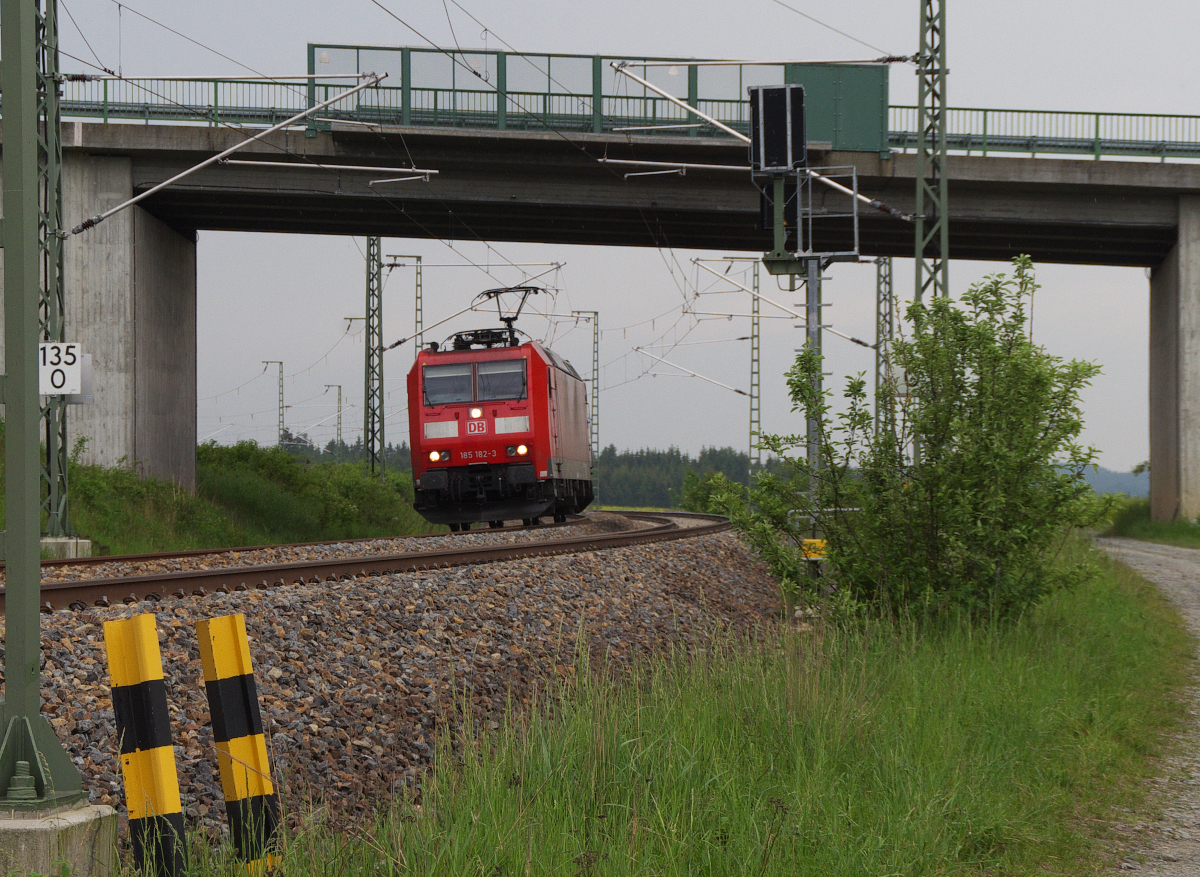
[
  {"left": 506, "top": 446, "right": 516, "bottom": 457},
  {"left": 469, "top": 407, "right": 483, "bottom": 419},
  {"left": 429, "top": 450, "right": 441, "bottom": 462},
  {"left": 517, "top": 444, "right": 528, "bottom": 456}
]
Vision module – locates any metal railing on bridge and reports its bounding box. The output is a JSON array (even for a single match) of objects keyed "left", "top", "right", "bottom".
[
  {"left": 53, "top": 45, "right": 1200, "bottom": 162},
  {"left": 889, "top": 105, "right": 1200, "bottom": 160}
]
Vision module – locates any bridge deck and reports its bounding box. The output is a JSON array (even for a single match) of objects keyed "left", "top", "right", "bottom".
[{"left": 55, "top": 121, "right": 1193, "bottom": 267}]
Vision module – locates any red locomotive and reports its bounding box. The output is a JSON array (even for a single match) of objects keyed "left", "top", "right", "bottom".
[{"left": 407, "top": 288, "right": 593, "bottom": 529}]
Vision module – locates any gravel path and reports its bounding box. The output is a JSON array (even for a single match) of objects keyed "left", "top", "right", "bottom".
[
  {"left": 20, "top": 522, "right": 778, "bottom": 839},
  {"left": 31, "top": 513, "right": 647, "bottom": 585},
  {"left": 1097, "top": 537, "right": 1200, "bottom": 874}
]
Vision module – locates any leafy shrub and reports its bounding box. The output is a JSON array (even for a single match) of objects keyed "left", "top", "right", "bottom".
[
  {"left": 679, "top": 470, "right": 742, "bottom": 513},
  {"left": 718, "top": 257, "right": 1104, "bottom": 619},
  {"left": 196, "top": 440, "right": 432, "bottom": 544}
]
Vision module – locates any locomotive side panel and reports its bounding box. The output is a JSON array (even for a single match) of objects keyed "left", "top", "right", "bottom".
[{"left": 548, "top": 367, "right": 591, "bottom": 481}]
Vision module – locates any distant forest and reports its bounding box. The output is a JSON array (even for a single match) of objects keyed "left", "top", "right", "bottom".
[
  {"left": 279, "top": 434, "right": 773, "bottom": 507},
  {"left": 592, "top": 445, "right": 781, "bottom": 508},
  {"left": 280, "top": 430, "right": 414, "bottom": 472},
  {"left": 277, "top": 432, "right": 1146, "bottom": 506}
]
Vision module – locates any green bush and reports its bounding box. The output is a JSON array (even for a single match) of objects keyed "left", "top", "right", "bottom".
[
  {"left": 196, "top": 440, "right": 434, "bottom": 544},
  {"left": 679, "top": 470, "right": 742, "bottom": 513},
  {"left": 719, "top": 257, "right": 1104, "bottom": 618},
  {"left": 0, "top": 429, "right": 436, "bottom": 554}
]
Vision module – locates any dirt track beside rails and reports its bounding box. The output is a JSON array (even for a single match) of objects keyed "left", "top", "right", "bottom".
[
  {"left": 22, "top": 522, "right": 779, "bottom": 837},
  {"left": 1098, "top": 537, "right": 1200, "bottom": 874}
]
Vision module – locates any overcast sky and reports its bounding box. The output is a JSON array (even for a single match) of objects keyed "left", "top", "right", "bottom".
[{"left": 58, "top": 0, "right": 1200, "bottom": 471}]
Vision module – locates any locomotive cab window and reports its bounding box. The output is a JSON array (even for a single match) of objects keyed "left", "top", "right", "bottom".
[
  {"left": 424, "top": 363, "right": 473, "bottom": 405},
  {"left": 545, "top": 349, "right": 581, "bottom": 380},
  {"left": 477, "top": 359, "right": 526, "bottom": 401}
]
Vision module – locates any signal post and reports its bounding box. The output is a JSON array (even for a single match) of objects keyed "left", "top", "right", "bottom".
[{"left": 0, "top": 1, "right": 116, "bottom": 873}]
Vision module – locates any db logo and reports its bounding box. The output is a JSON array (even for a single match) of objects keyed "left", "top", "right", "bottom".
[{"left": 467, "top": 420, "right": 487, "bottom": 435}]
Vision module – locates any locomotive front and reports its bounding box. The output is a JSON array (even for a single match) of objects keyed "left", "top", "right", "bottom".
[
  {"left": 407, "top": 340, "right": 590, "bottom": 527},
  {"left": 406, "top": 286, "right": 593, "bottom": 529}
]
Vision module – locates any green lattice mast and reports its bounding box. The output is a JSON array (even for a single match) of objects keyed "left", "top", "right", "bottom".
[
  {"left": 915, "top": 0, "right": 949, "bottom": 301},
  {"left": 364, "top": 236, "right": 385, "bottom": 476}
]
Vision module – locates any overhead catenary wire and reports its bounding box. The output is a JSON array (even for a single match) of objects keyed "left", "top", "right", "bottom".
[
  {"left": 69, "top": 74, "right": 387, "bottom": 235},
  {"left": 384, "top": 301, "right": 483, "bottom": 351},
  {"left": 639, "top": 337, "right": 750, "bottom": 348},
  {"left": 610, "top": 63, "right": 914, "bottom": 224},
  {"left": 598, "top": 158, "right": 750, "bottom": 174},
  {"left": 759, "top": 0, "right": 908, "bottom": 60},
  {"left": 694, "top": 259, "right": 876, "bottom": 349},
  {"left": 68, "top": 73, "right": 369, "bottom": 81},
  {"left": 632, "top": 57, "right": 896, "bottom": 66},
  {"left": 103, "top": 2, "right": 724, "bottom": 442},
  {"left": 366, "top": 0, "right": 700, "bottom": 305},
  {"left": 634, "top": 349, "right": 748, "bottom": 397},
  {"left": 58, "top": 14, "right": 501, "bottom": 291},
  {"left": 219, "top": 159, "right": 438, "bottom": 176},
  {"left": 103, "top": 0, "right": 311, "bottom": 85},
  {"left": 60, "top": 0, "right": 113, "bottom": 73},
  {"left": 691, "top": 311, "right": 792, "bottom": 319},
  {"left": 294, "top": 404, "right": 361, "bottom": 436},
  {"left": 54, "top": 46, "right": 369, "bottom": 192},
  {"left": 200, "top": 424, "right": 235, "bottom": 442}
]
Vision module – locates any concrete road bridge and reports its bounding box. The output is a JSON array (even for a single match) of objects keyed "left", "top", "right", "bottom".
[{"left": 7, "top": 45, "right": 1200, "bottom": 517}]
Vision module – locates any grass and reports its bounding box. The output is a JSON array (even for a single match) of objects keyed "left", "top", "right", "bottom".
[
  {"left": 179, "top": 536, "right": 1193, "bottom": 876},
  {"left": 68, "top": 461, "right": 251, "bottom": 555},
  {"left": 1104, "top": 496, "right": 1200, "bottom": 549},
  {"left": 194, "top": 441, "right": 437, "bottom": 545},
  {"left": 0, "top": 427, "right": 439, "bottom": 554}
]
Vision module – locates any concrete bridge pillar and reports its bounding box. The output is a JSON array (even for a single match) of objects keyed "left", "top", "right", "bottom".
[
  {"left": 0, "top": 152, "right": 198, "bottom": 490},
  {"left": 1150, "top": 195, "right": 1200, "bottom": 520}
]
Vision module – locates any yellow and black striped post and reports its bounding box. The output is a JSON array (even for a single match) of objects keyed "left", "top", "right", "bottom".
[
  {"left": 102, "top": 613, "right": 186, "bottom": 877},
  {"left": 196, "top": 614, "right": 280, "bottom": 873}
]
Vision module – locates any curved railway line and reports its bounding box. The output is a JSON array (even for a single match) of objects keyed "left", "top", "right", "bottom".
[{"left": 11, "top": 512, "right": 730, "bottom": 613}]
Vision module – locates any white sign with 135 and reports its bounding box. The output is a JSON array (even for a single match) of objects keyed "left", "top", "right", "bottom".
[{"left": 39, "top": 343, "right": 82, "bottom": 395}]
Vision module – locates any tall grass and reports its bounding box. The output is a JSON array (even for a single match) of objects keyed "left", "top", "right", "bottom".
[
  {"left": 1105, "top": 496, "right": 1200, "bottom": 549},
  {"left": 183, "top": 539, "right": 1192, "bottom": 876},
  {"left": 68, "top": 461, "right": 253, "bottom": 554},
  {"left": 196, "top": 442, "right": 436, "bottom": 545},
  {"left": 0, "top": 426, "right": 438, "bottom": 553}
]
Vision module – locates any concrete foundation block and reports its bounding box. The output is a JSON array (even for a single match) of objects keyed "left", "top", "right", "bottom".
[
  {"left": 39, "top": 538, "right": 92, "bottom": 560},
  {"left": 0, "top": 803, "right": 117, "bottom": 876}
]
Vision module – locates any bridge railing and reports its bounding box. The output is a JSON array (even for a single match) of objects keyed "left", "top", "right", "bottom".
[
  {"left": 889, "top": 105, "right": 1200, "bottom": 160},
  {"left": 55, "top": 71, "right": 1200, "bottom": 162},
  {"left": 62, "top": 77, "right": 318, "bottom": 126}
]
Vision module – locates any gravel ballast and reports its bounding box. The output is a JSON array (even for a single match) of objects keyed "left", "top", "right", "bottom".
[
  {"left": 31, "top": 513, "right": 649, "bottom": 585},
  {"left": 15, "top": 523, "right": 779, "bottom": 837}
]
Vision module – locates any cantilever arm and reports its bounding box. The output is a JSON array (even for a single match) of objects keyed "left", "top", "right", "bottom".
[
  {"left": 69, "top": 74, "right": 388, "bottom": 235},
  {"left": 610, "top": 62, "right": 913, "bottom": 223}
]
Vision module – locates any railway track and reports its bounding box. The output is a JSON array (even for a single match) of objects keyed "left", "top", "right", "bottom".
[
  {"left": 11, "top": 515, "right": 584, "bottom": 573},
  {"left": 10, "top": 512, "right": 729, "bottom": 613}
]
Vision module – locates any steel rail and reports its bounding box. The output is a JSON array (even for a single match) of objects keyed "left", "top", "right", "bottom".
[
  {"left": 17, "top": 517, "right": 582, "bottom": 571},
  {"left": 12, "top": 512, "right": 729, "bottom": 612}
]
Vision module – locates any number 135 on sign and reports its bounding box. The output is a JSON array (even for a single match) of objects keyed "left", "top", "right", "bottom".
[{"left": 39, "top": 343, "right": 82, "bottom": 395}]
